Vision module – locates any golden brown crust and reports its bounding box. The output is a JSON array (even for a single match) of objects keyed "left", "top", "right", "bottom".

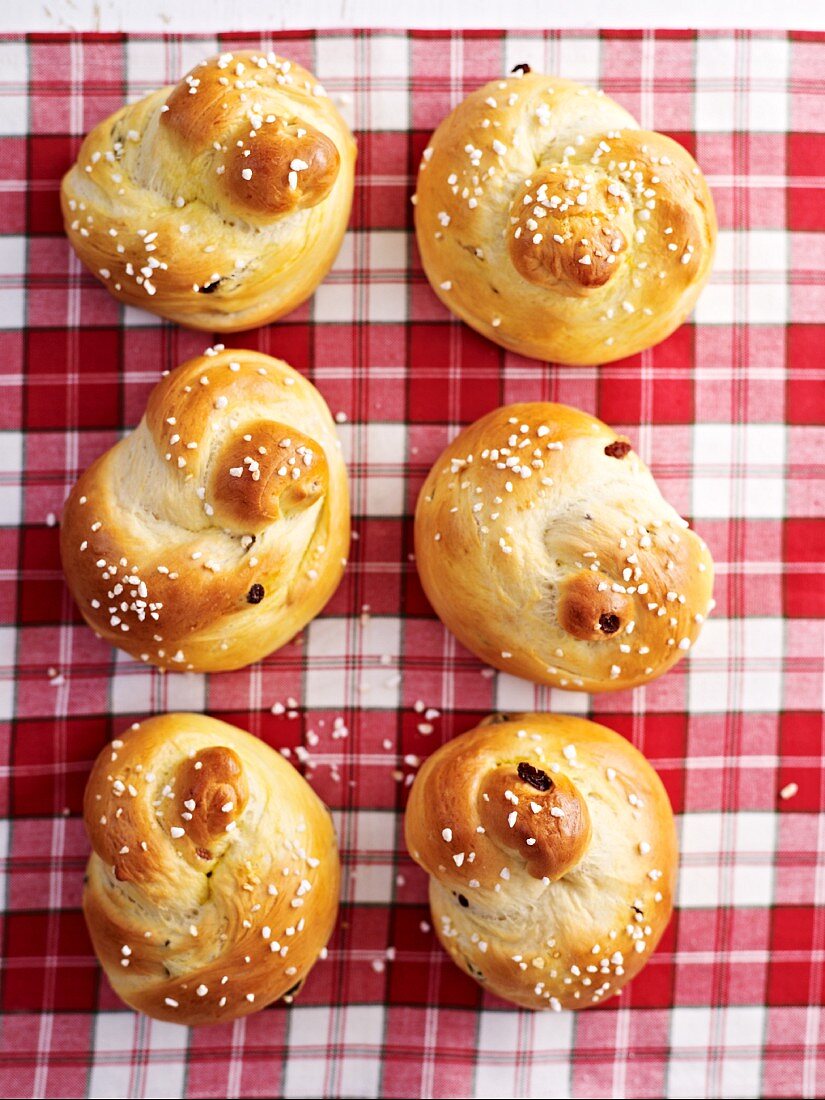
[
  {"left": 167, "top": 747, "right": 249, "bottom": 857},
  {"left": 479, "top": 765, "right": 591, "bottom": 883},
  {"left": 414, "top": 402, "right": 714, "bottom": 692},
  {"left": 221, "top": 120, "right": 341, "bottom": 218},
  {"left": 414, "top": 73, "right": 716, "bottom": 365},
  {"left": 60, "top": 348, "right": 349, "bottom": 673},
  {"left": 60, "top": 51, "right": 356, "bottom": 331},
  {"left": 83, "top": 713, "right": 340, "bottom": 1025},
  {"left": 207, "top": 421, "right": 329, "bottom": 531},
  {"left": 404, "top": 712, "right": 677, "bottom": 1010}
]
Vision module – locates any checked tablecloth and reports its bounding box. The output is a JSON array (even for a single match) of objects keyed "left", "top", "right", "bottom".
[{"left": 0, "top": 26, "right": 823, "bottom": 1100}]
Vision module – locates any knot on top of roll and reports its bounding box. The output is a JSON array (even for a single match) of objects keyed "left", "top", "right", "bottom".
[
  {"left": 479, "top": 763, "right": 592, "bottom": 881},
  {"left": 221, "top": 120, "right": 340, "bottom": 218},
  {"left": 557, "top": 570, "right": 632, "bottom": 642},
  {"left": 159, "top": 55, "right": 342, "bottom": 222},
  {"left": 210, "top": 421, "right": 329, "bottom": 532},
  {"left": 508, "top": 168, "right": 632, "bottom": 292},
  {"left": 169, "top": 746, "right": 249, "bottom": 861}
]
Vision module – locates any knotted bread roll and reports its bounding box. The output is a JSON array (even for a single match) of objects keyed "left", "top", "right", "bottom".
[
  {"left": 60, "top": 347, "right": 349, "bottom": 672},
  {"left": 61, "top": 50, "right": 355, "bottom": 331},
  {"left": 405, "top": 712, "right": 676, "bottom": 1010},
  {"left": 415, "top": 402, "right": 713, "bottom": 692},
  {"left": 83, "top": 713, "right": 339, "bottom": 1024},
  {"left": 414, "top": 70, "right": 715, "bottom": 365}
]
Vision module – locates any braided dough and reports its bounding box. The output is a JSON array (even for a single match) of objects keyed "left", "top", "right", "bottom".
[
  {"left": 61, "top": 50, "right": 356, "bottom": 331},
  {"left": 60, "top": 348, "right": 349, "bottom": 672},
  {"left": 83, "top": 713, "right": 339, "bottom": 1024},
  {"left": 405, "top": 712, "right": 677, "bottom": 1010},
  {"left": 414, "top": 71, "right": 715, "bottom": 365},
  {"left": 414, "top": 402, "right": 714, "bottom": 692}
]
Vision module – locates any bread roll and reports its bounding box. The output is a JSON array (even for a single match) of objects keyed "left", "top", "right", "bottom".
[
  {"left": 83, "top": 713, "right": 340, "bottom": 1025},
  {"left": 414, "top": 71, "right": 715, "bottom": 365},
  {"left": 405, "top": 712, "right": 677, "bottom": 1010},
  {"left": 60, "top": 348, "right": 349, "bottom": 672},
  {"left": 414, "top": 402, "right": 713, "bottom": 692},
  {"left": 61, "top": 50, "right": 355, "bottom": 331}
]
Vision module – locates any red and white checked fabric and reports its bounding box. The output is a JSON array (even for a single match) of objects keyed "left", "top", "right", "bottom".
[{"left": 0, "top": 26, "right": 823, "bottom": 1100}]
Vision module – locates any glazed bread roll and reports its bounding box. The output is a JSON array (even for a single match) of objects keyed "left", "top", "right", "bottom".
[
  {"left": 61, "top": 50, "right": 355, "bottom": 331},
  {"left": 83, "top": 713, "right": 339, "bottom": 1025},
  {"left": 60, "top": 347, "right": 349, "bottom": 672},
  {"left": 414, "top": 70, "right": 715, "bottom": 365},
  {"left": 415, "top": 402, "right": 713, "bottom": 692},
  {"left": 405, "top": 712, "right": 677, "bottom": 1010}
]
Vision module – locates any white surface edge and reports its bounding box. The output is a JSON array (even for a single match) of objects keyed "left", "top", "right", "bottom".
[{"left": 7, "top": 0, "right": 825, "bottom": 33}]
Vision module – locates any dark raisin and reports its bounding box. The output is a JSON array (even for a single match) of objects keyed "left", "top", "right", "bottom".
[
  {"left": 465, "top": 960, "right": 486, "bottom": 980},
  {"left": 599, "top": 613, "right": 620, "bottom": 634},
  {"left": 199, "top": 280, "right": 220, "bottom": 294},
  {"left": 247, "top": 583, "right": 265, "bottom": 604},
  {"left": 486, "top": 712, "right": 511, "bottom": 725},
  {"left": 605, "top": 440, "right": 631, "bottom": 459},
  {"left": 195, "top": 846, "right": 212, "bottom": 860},
  {"left": 517, "top": 761, "right": 554, "bottom": 791},
  {"left": 511, "top": 63, "right": 531, "bottom": 74},
  {"left": 458, "top": 894, "right": 469, "bottom": 908}
]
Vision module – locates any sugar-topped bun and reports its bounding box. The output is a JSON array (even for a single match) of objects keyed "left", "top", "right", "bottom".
[
  {"left": 414, "top": 402, "right": 713, "bottom": 692},
  {"left": 83, "top": 713, "right": 339, "bottom": 1025},
  {"left": 60, "top": 348, "right": 349, "bottom": 672},
  {"left": 405, "top": 712, "right": 677, "bottom": 1010},
  {"left": 414, "top": 70, "right": 715, "bottom": 365},
  {"left": 61, "top": 51, "right": 355, "bottom": 331}
]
